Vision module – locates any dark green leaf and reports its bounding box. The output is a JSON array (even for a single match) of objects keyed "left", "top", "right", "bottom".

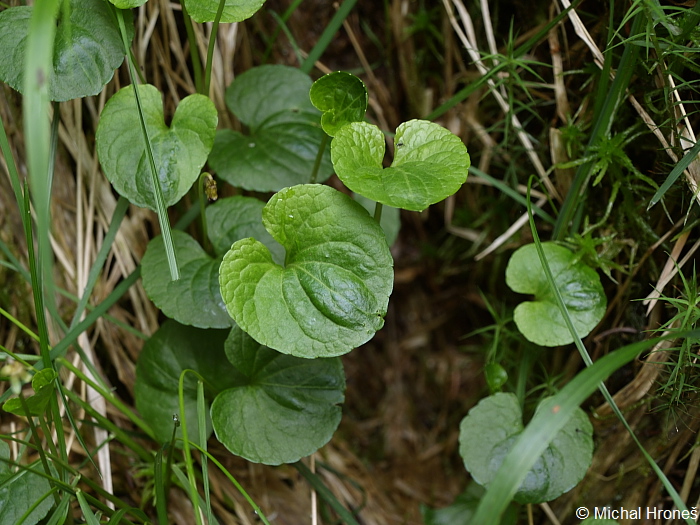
[
  {"left": 0, "top": 0, "right": 134, "bottom": 101},
  {"left": 211, "top": 326, "right": 345, "bottom": 464},
  {"left": 459, "top": 392, "right": 593, "bottom": 504},
  {"left": 134, "top": 321, "right": 240, "bottom": 445},
  {"left": 141, "top": 230, "right": 232, "bottom": 329},
  {"left": 141, "top": 196, "right": 281, "bottom": 328},
  {"left": 421, "top": 483, "right": 518, "bottom": 525},
  {"left": 0, "top": 442, "right": 53, "bottom": 525},
  {"left": 208, "top": 65, "right": 332, "bottom": 191},
  {"left": 309, "top": 71, "right": 368, "bottom": 136}
]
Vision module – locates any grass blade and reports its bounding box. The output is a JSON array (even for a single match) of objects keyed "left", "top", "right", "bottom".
[
  {"left": 294, "top": 460, "right": 361, "bottom": 525},
  {"left": 648, "top": 139, "right": 700, "bottom": 210},
  {"left": 553, "top": 10, "right": 644, "bottom": 238},
  {"left": 115, "top": 8, "right": 180, "bottom": 281},
  {"left": 470, "top": 335, "right": 669, "bottom": 525},
  {"left": 300, "top": 0, "right": 357, "bottom": 74}
]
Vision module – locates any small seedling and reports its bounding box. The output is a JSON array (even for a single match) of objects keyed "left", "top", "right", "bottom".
[
  {"left": 505, "top": 242, "right": 607, "bottom": 346},
  {"left": 459, "top": 392, "right": 593, "bottom": 504}
]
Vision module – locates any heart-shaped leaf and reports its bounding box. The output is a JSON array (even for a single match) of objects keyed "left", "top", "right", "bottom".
[
  {"left": 310, "top": 71, "right": 368, "bottom": 136},
  {"left": 331, "top": 120, "right": 470, "bottom": 211},
  {"left": 219, "top": 184, "right": 394, "bottom": 358},
  {"left": 135, "top": 320, "right": 240, "bottom": 445},
  {"left": 3, "top": 368, "right": 57, "bottom": 417},
  {"left": 211, "top": 325, "right": 345, "bottom": 465},
  {"left": 459, "top": 392, "right": 593, "bottom": 504},
  {"left": 141, "top": 196, "right": 282, "bottom": 329},
  {"left": 183, "top": 0, "right": 265, "bottom": 23},
  {"left": 0, "top": 0, "right": 134, "bottom": 101},
  {"left": 505, "top": 242, "right": 607, "bottom": 346},
  {"left": 96, "top": 84, "right": 217, "bottom": 210},
  {"left": 208, "top": 65, "right": 332, "bottom": 192},
  {"left": 0, "top": 442, "right": 53, "bottom": 525}
]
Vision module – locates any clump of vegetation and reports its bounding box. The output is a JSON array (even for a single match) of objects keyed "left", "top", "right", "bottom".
[{"left": 1, "top": 0, "right": 700, "bottom": 524}]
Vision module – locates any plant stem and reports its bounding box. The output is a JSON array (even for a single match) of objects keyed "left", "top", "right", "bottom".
[
  {"left": 178, "top": 369, "right": 205, "bottom": 525},
  {"left": 309, "top": 133, "right": 328, "bottom": 184},
  {"left": 198, "top": 173, "right": 213, "bottom": 255},
  {"left": 373, "top": 202, "right": 383, "bottom": 223},
  {"left": 181, "top": 2, "right": 204, "bottom": 94},
  {"left": 203, "top": 0, "right": 228, "bottom": 97}
]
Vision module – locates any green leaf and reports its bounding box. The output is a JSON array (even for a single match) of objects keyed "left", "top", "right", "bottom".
[
  {"left": 134, "top": 321, "right": 239, "bottom": 445},
  {"left": 206, "top": 196, "right": 285, "bottom": 265},
  {"left": 211, "top": 325, "right": 345, "bottom": 465},
  {"left": 484, "top": 363, "right": 508, "bottom": 393},
  {"left": 0, "top": 0, "right": 134, "bottom": 101},
  {"left": 141, "top": 196, "right": 282, "bottom": 329},
  {"left": 219, "top": 184, "right": 394, "bottom": 358},
  {"left": 0, "top": 441, "right": 53, "bottom": 525},
  {"left": 331, "top": 120, "right": 470, "bottom": 212},
  {"left": 353, "top": 193, "right": 401, "bottom": 246},
  {"left": 141, "top": 230, "right": 231, "bottom": 329},
  {"left": 505, "top": 242, "right": 607, "bottom": 346},
  {"left": 459, "top": 392, "right": 593, "bottom": 504},
  {"left": 183, "top": 0, "right": 266, "bottom": 23},
  {"left": 421, "top": 483, "right": 517, "bottom": 525},
  {"left": 208, "top": 65, "right": 332, "bottom": 192},
  {"left": 2, "top": 368, "right": 58, "bottom": 417},
  {"left": 96, "top": 84, "right": 217, "bottom": 211},
  {"left": 309, "top": 71, "right": 368, "bottom": 136},
  {"left": 109, "top": 0, "right": 148, "bottom": 8}
]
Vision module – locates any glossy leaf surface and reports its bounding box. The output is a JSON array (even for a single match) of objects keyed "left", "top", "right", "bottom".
[
  {"left": 211, "top": 326, "right": 345, "bottom": 464},
  {"left": 134, "top": 321, "right": 238, "bottom": 445},
  {"left": 0, "top": 0, "right": 134, "bottom": 101},
  {"left": 505, "top": 242, "right": 607, "bottom": 346},
  {"left": 459, "top": 392, "right": 593, "bottom": 504},
  {"left": 141, "top": 196, "right": 281, "bottom": 328},
  {"left": 208, "top": 65, "right": 331, "bottom": 192},
  {"left": 332, "top": 120, "right": 469, "bottom": 211},
  {"left": 96, "top": 84, "right": 217, "bottom": 210},
  {"left": 219, "top": 184, "right": 393, "bottom": 358},
  {"left": 309, "top": 71, "right": 368, "bottom": 136}
]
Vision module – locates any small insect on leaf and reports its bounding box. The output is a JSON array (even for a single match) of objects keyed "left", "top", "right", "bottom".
[{"left": 203, "top": 172, "right": 218, "bottom": 202}]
